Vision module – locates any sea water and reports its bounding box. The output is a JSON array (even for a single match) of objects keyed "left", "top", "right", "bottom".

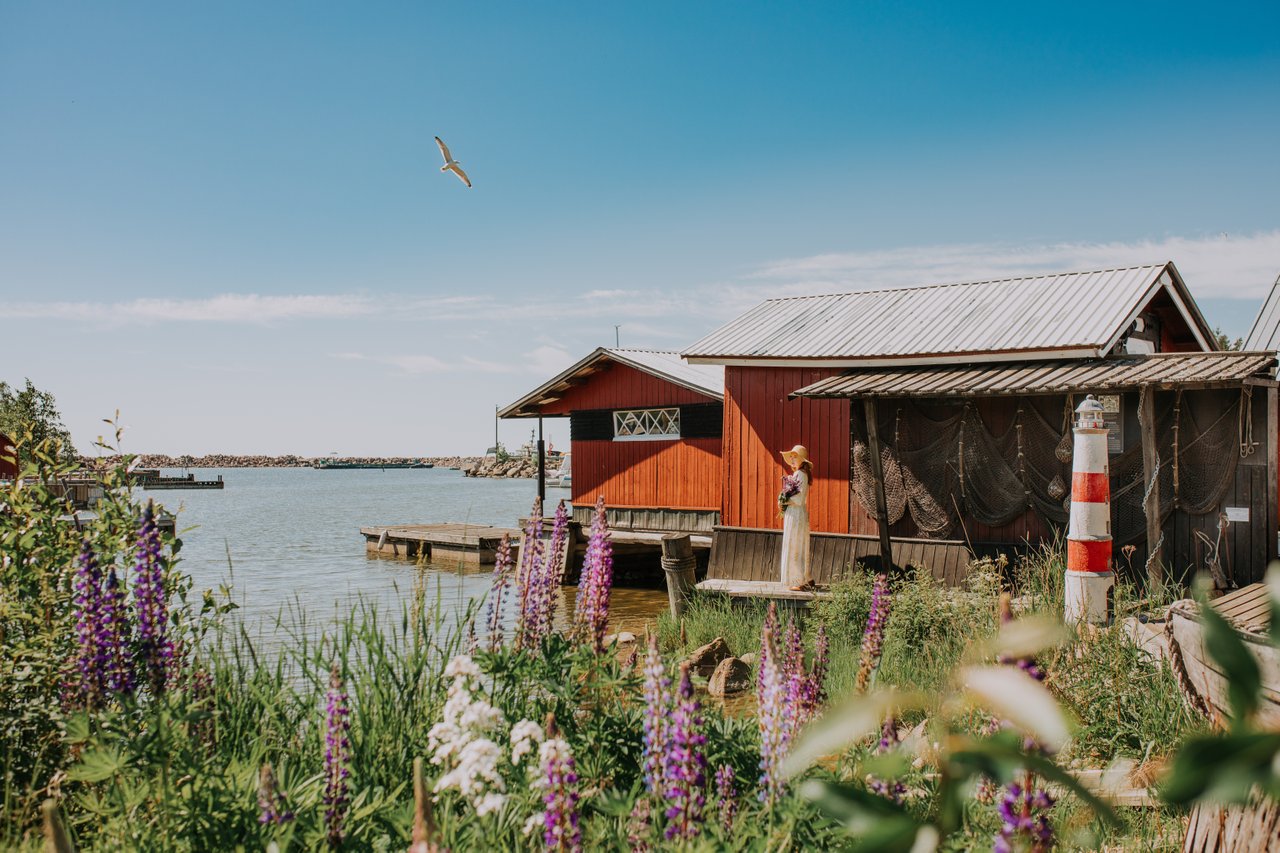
[{"left": 139, "top": 467, "right": 666, "bottom": 647}]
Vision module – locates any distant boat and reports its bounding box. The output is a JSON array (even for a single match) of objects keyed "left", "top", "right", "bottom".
[
  {"left": 311, "top": 461, "right": 434, "bottom": 470},
  {"left": 547, "top": 453, "right": 572, "bottom": 488}
]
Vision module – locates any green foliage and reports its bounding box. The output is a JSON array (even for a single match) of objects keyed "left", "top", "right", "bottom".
[{"left": 0, "top": 379, "right": 77, "bottom": 466}]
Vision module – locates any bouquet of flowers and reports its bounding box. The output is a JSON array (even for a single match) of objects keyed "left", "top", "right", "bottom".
[{"left": 778, "top": 473, "right": 801, "bottom": 517}]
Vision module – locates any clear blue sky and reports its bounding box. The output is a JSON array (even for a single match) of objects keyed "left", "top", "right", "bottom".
[{"left": 2, "top": 1, "right": 1278, "bottom": 455}]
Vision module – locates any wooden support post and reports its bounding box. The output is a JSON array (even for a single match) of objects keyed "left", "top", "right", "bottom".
[
  {"left": 1268, "top": 386, "right": 1278, "bottom": 565},
  {"left": 863, "top": 397, "right": 894, "bottom": 572},
  {"left": 537, "top": 415, "right": 546, "bottom": 504},
  {"left": 661, "top": 533, "right": 697, "bottom": 619},
  {"left": 1139, "top": 386, "right": 1163, "bottom": 587}
]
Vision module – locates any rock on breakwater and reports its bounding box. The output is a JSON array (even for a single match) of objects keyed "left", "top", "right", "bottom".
[
  {"left": 461, "top": 455, "right": 551, "bottom": 479},
  {"left": 82, "top": 454, "right": 484, "bottom": 470}
]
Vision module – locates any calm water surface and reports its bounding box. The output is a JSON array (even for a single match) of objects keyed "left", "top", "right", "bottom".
[{"left": 139, "top": 467, "right": 668, "bottom": 646}]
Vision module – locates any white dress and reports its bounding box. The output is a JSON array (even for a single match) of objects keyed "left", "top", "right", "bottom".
[{"left": 779, "top": 474, "right": 811, "bottom": 586}]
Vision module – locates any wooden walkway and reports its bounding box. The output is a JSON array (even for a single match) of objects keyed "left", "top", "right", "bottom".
[
  {"left": 696, "top": 579, "right": 831, "bottom": 604},
  {"left": 706, "top": 525, "right": 975, "bottom": 587},
  {"left": 361, "top": 523, "right": 520, "bottom": 564}
]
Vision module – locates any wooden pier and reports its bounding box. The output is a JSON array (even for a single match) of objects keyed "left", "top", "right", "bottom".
[
  {"left": 695, "top": 578, "right": 832, "bottom": 604},
  {"left": 136, "top": 472, "right": 225, "bottom": 490},
  {"left": 361, "top": 523, "right": 521, "bottom": 564}
]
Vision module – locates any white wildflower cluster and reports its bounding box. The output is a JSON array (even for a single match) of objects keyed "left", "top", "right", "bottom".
[
  {"left": 510, "top": 719, "right": 544, "bottom": 766},
  {"left": 427, "top": 654, "right": 543, "bottom": 821}
]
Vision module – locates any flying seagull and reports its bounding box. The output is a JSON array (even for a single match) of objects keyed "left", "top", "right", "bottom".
[{"left": 434, "top": 136, "right": 472, "bottom": 188}]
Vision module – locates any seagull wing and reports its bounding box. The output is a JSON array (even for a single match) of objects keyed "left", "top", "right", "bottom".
[
  {"left": 434, "top": 136, "right": 453, "bottom": 164},
  {"left": 447, "top": 163, "right": 472, "bottom": 188}
]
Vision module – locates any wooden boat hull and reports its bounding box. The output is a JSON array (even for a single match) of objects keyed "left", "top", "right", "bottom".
[{"left": 1168, "top": 600, "right": 1280, "bottom": 729}]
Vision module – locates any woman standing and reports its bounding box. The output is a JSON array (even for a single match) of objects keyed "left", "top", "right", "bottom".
[{"left": 778, "top": 445, "right": 814, "bottom": 590}]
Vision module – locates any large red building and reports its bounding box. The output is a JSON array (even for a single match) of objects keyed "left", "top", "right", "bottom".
[
  {"left": 685, "top": 263, "right": 1279, "bottom": 586},
  {"left": 499, "top": 348, "right": 724, "bottom": 533}
]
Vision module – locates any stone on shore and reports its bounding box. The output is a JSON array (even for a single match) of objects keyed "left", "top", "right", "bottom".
[
  {"left": 708, "top": 656, "right": 752, "bottom": 697},
  {"left": 685, "top": 637, "right": 732, "bottom": 677},
  {"left": 739, "top": 651, "right": 757, "bottom": 667}
]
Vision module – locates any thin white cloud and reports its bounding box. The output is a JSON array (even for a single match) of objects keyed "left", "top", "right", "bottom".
[
  {"left": 0, "top": 293, "right": 375, "bottom": 325},
  {"left": 748, "top": 231, "right": 1280, "bottom": 301},
  {"left": 524, "top": 345, "right": 574, "bottom": 377}
]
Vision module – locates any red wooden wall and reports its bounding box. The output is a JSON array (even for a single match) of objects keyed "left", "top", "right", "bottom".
[
  {"left": 571, "top": 438, "right": 721, "bottom": 510},
  {"left": 540, "top": 363, "right": 713, "bottom": 414},
  {"left": 539, "top": 361, "right": 723, "bottom": 511},
  {"left": 722, "top": 366, "right": 851, "bottom": 533}
]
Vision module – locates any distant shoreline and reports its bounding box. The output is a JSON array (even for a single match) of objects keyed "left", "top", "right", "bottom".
[{"left": 82, "top": 454, "right": 485, "bottom": 470}]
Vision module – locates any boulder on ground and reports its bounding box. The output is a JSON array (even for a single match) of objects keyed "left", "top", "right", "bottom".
[
  {"left": 708, "top": 656, "right": 752, "bottom": 697},
  {"left": 685, "top": 637, "right": 732, "bottom": 677},
  {"left": 739, "top": 651, "right": 757, "bottom": 667}
]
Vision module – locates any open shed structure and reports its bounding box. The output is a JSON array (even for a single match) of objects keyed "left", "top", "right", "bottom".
[
  {"left": 499, "top": 348, "right": 724, "bottom": 534},
  {"left": 685, "top": 262, "right": 1280, "bottom": 589}
]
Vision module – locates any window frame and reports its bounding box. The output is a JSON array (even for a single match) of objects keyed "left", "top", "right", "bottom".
[{"left": 612, "top": 407, "right": 682, "bottom": 442}]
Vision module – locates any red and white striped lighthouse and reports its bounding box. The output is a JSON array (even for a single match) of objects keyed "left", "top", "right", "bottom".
[{"left": 1065, "top": 395, "right": 1114, "bottom": 624}]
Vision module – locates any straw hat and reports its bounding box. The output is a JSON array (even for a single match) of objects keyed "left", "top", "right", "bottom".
[{"left": 781, "top": 445, "right": 810, "bottom": 467}]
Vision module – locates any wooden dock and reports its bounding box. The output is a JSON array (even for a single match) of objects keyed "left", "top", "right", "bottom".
[
  {"left": 696, "top": 578, "right": 831, "bottom": 604},
  {"left": 361, "top": 523, "right": 520, "bottom": 564}
]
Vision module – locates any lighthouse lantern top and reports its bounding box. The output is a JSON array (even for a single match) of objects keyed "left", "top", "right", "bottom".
[{"left": 1075, "top": 395, "right": 1106, "bottom": 430}]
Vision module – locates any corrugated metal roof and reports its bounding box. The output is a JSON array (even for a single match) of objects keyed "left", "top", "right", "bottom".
[
  {"left": 684, "top": 262, "right": 1216, "bottom": 365},
  {"left": 498, "top": 348, "right": 723, "bottom": 418},
  {"left": 1245, "top": 274, "right": 1280, "bottom": 352},
  {"left": 790, "top": 351, "right": 1276, "bottom": 399}
]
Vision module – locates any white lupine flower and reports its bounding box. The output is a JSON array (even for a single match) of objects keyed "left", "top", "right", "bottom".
[
  {"left": 510, "top": 719, "right": 544, "bottom": 765},
  {"left": 523, "top": 813, "right": 544, "bottom": 836},
  {"left": 475, "top": 792, "right": 508, "bottom": 817},
  {"left": 444, "top": 654, "right": 481, "bottom": 680}
]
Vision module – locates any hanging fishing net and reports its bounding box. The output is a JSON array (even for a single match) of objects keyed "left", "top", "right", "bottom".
[{"left": 851, "top": 388, "right": 1247, "bottom": 543}]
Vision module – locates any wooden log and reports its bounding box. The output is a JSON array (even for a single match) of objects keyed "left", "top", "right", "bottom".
[
  {"left": 1140, "top": 385, "right": 1164, "bottom": 587},
  {"left": 1183, "top": 794, "right": 1280, "bottom": 852},
  {"left": 863, "top": 397, "right": 894, "bottom": 571}
]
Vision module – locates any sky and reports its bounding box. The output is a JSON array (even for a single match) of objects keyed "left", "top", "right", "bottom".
[{"left": 1, "top": 1, "right": 1278, "bottom": 456}]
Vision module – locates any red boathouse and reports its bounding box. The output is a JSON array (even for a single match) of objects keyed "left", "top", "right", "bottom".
[{"left": 499, "top": 348, "right": 724, "bottom": 534}]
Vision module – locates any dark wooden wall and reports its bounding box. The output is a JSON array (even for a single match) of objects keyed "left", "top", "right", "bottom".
[
  {"left": 0, "top": 432, "right": 15, "bottom": 480},
  {"left": 721, "top": 366, "right": 851, "bottom": 533}
]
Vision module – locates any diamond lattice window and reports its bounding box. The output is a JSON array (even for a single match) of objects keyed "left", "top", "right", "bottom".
[{"left": 612, "top": 408, "right": 681, "bottom": 441}]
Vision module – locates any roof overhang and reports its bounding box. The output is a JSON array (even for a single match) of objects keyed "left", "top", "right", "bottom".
[
  {"left": 789, "top": 351, "right": 1277, "bottom": 400},
  {"left": 499, "top": 347, "right": 722, "bottom": 419}
]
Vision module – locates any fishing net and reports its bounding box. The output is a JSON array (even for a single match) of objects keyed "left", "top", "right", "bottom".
[{"left": 851, "top": 388, "right": 1247, "bottom": 543}]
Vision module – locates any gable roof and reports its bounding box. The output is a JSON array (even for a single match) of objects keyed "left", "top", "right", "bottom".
[
  {"left": 1245, "top": 274, "right": 1280, "bottom": 352},
  {"left": 683, "top": 262, "right": 1216, "bottom": 367},
  {"left": 498, "top": 348, "right": 724, "bottom": 418}
]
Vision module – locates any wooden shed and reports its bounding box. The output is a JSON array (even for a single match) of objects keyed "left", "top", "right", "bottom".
[
  {"left": 0, "top": 432, "right": 16, "bottom": 480},
  {"left": 499, "top": 348, "right": 724, "bottom": 534},
  {"left": 684, "top": 262, "right": 1280, "bottom": 588}
]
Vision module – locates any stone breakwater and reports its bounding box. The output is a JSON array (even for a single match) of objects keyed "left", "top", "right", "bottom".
[
  {"left": 81, "top": 454, "right": 484, "bottom": 470},
  {"left": 460, "top": 456, "right": 551, "bottom": 479}
]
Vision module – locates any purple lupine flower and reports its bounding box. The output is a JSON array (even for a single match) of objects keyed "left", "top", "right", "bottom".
[
  {"left": 996, "top": 593, "right": 1045, "bottom": 681},
  {"left": 574, "top": 497, "right": 613, "bottom": 652},
  {"left": 855, "top": 573, "right": 891, "bottom": 692},
  {"left": 536, "top": 499, "right": 571, "bottom": 642},
  {"left": 515, "top": 497, "right": 544, "bottom": 649},
  {"left": 134, "top": 501, "right": 174, "bottom": 693},
  {"left": 323, "top": 663, "right": 352, "bottom": 848},
  {"left": 995, "top": 780, "right": 1055, "bottom": 853},
  {"left": 641, "top": 635, "right": 672, "bottom": 794},
  {"left": 258, "top": 762, "right": 295, "bottom": 825},
  {"left": 867, "top": 716, "right": 907, "bottom": 803},
  {"left": 484, "top": 534, "right": 514, "bottom": 651},
  {"left": 714, "top": 764, "right": 737, "bottom": 833},
  {"left": 99, "top": 565, "right": 134, "bottom": 696},
  {"left": 540, "top": 737, "right": 582, "bottom": 852},
  {"left": 782, "top": 616, "right": 806, "bottom": 735},
  {"left": 71, "top": 538, "right": 106, "bottom": 708},
  {"left": 756, "top": 614, "right": 789, "bottom": 805},
  {"left": 626, "top": 796, "right": 652, "bottom": 852},
  {"left": 801, "top": 622, "right": 829, "bottom": 718},
  {"left": 662, "top": 665, "right": 707, "bottom": 841}
]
